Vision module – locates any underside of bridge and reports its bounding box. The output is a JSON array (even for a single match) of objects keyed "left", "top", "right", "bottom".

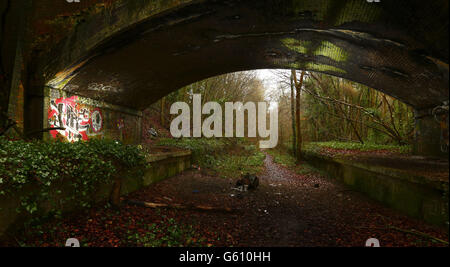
[{"left": 1, "top": 0, "right": 448, "bottom": 156}]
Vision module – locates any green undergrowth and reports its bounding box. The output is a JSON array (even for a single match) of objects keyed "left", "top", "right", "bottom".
[
  {"left": 0, "top": 137, "right": 147, "bottom": 218},
  {"left": 213, "top": 148, "right": 265, "bottom": 178},
  {"left": 126, "top": 217, "right": 212, "bottom": 247},
  {"left": 157, "top": 137, "right": 226, "bottom": 165},
  {"left": 304, "top": 141, "right": 412, "bottom": 154},
  {"left": 266, "top": 148, "right": 324, "bottom": 176},
  {"left": 157, "top": 138, "right": 265, "bottom": 178}
]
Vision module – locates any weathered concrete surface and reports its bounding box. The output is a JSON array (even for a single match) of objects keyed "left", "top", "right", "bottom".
[
  {"left": 122, "top": 150, "right": 192, "bottom": 194},
  {"left": 303, "top": 151, "right": 449, "bottom": 227},
  {"left": 1, "top": 0, "right": 449, "bottom": 155},
  {"left": 41, "top": 0, "right": 449, "bottom": 110},
  {"left": 0, "top": 149, "right": 191, "bottom": 238},
  {"left": 0, "top": 0, "right": 32, "bottom": 135}
]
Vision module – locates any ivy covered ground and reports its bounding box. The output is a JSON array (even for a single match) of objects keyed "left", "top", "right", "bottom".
[
  {"left": 1, "top": 139, "right": 448, "bottom": 247},
  {"left": 0, "top": 137, "right": 146, "bottom": 217}
]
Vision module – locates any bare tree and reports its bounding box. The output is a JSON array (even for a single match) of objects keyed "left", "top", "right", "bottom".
[
  {"left": 290, "top": 73, "right": 296, "bottom": 157},
  {"left": 292, "top": 69, "right": 305, "bottom": 162}
]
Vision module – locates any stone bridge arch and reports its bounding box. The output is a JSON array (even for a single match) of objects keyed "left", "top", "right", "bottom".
[{"left": 2, "top": 0, "right": 448, "bottom": 156}]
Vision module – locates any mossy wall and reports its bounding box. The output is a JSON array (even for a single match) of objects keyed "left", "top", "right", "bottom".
[{"left": 303, "top": 152, "right": 449, "bottom": 228}]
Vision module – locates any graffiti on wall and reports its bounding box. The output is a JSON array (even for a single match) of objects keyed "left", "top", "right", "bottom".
[
  {"left": 87, "top": 82, "right": 122, "bottom": 93},
  {"left": 48, "top": 96, "right": 104, "bottom": 142},
  {"left": 91, "top": 108, "right": 104, "bottom": 133}
]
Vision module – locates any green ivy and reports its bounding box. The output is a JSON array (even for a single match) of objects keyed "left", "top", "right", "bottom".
[
  {"left": 126, "top": 217, "right": 208, "bottom": 247},
  {"left": 0, "top": 137, "right": 146, "bottom": 218},
  {"left": 157, "top": 137, "right": 265, "bottom": 178},
  {"left": 157, "top": 137, "right": 227, "bottom": 168},
  {"left": 304, "top": 141, "right": 412, "bottom": 154}
]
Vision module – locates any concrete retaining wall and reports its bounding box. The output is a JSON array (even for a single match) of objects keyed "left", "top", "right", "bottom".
[
  {"left": 0, "top": 150, "right": 191, "bottom": 238},
  {"left": 303, "top": 152, "right": 449, "bottom": 228}
]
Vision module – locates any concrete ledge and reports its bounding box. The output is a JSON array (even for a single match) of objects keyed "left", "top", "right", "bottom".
[
  {"left": 0, "top": 150, "right": 191, "bottom": 238},
  {"left": 303, "top": 151, "right": 449, "bottom": 228},
  {"left": 145, "top": 150, "right": 192, "bottom": 163},
  {"left": 122, "top": 150, "right": 191, "bottom": 193}
]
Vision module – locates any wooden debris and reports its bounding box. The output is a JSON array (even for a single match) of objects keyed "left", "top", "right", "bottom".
[{"left": 127, "top": 200, "right": 236, "bottom": 213}]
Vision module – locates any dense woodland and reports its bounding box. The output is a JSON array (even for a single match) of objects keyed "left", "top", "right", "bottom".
[
  {"left": 271, "top": 70, "right": 414, "bottom": 156},
  {"left": 153, "top": 70, "right": 414, "bottom": 157}
]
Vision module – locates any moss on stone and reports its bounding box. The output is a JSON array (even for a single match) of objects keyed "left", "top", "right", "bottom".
[
  {"left": 314, "top": 41, "right": 349, "bottom": 62},
  {"left": 287, "top": 62, "right": 346, "bottom": 74},
  {"left": 282, "top": 38, "right": 349, "bottom": 65},
  {"left": 281, "top": 38, "right": 311, "bottom": 54}
]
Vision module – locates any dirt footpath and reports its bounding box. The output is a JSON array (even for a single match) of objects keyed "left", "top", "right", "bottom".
[{"left": 127, "top": 154, "right": 449, "bottom": 247}]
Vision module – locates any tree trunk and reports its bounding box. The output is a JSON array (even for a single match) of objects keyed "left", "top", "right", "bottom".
[
  {"left": 292, "top": 70, "right": 305, "bottom": 162},
  {"left": 290, "top": 73, "right": 296, "bottom": 157}
]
